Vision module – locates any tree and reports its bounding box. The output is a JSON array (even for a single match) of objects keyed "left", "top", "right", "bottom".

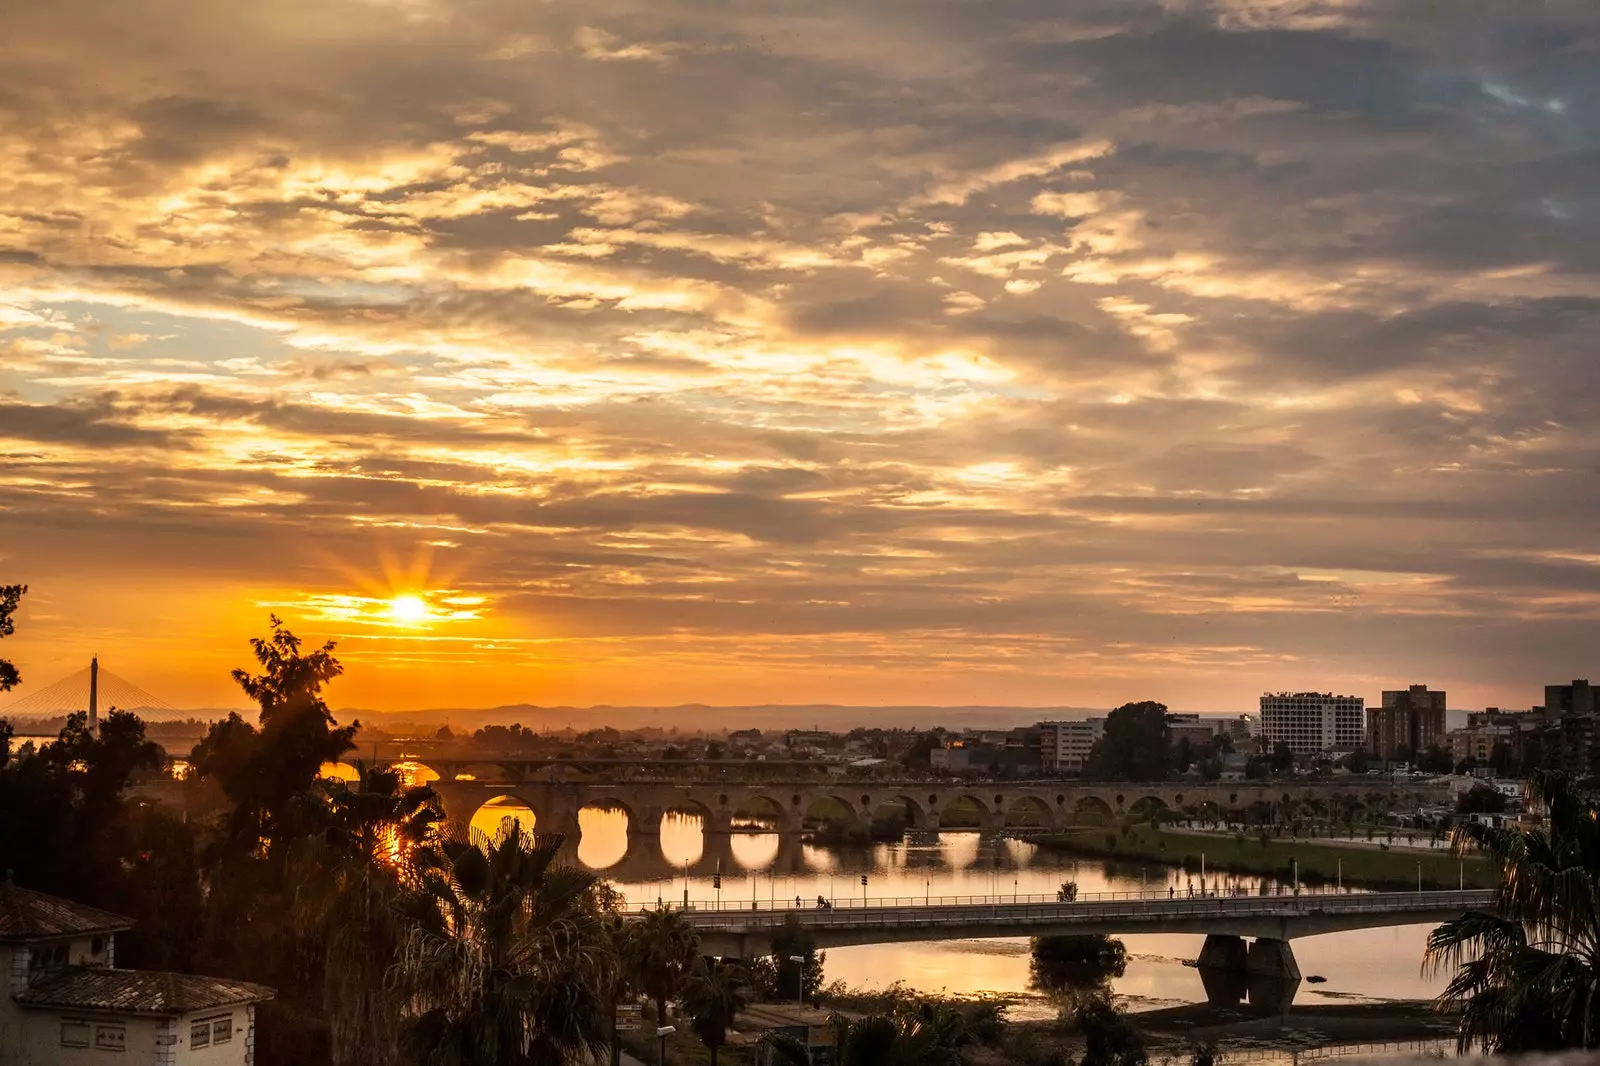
[
  {"left": 680, "top": 957, "right": 750, "bottom": 1066},
  {"left": 1426, "top": 771, "right": 1600, "bottom": 1052},
  {"left": 190, "top": 617, "right": 358, "bottom": 853},
  {"left": 394, "top": 824, "right": 620, "bottom": 1066},
  {"left": 1456, "top": 783, "right": 1508, "bottom": 815},
  {"left": 1489, "top": 741, "right": 1514, "bottom": 778},
  {"left": 1085, "top": 702, "right": 1172, "bottom": 782},
  {"left": 1455, "top": 756, "right": 1478, "bottom": 776},
  {"left": 1341, "top": 749, "right": 1369, "bottom": 774},
  {"left": 1030, "top": 935, "right": 1127, "bottom": 994},
  {"left": 1172, "top": 736, "right": 1194, "bottom": 775},
  {"left": 628, "top": 906, "right": 701, "bottom": 1025},
  {"left": 769, "top": 916, "right": 826, "bottom": 1002},
  {"left": 1270, "top": 742, "right": 1295, "bottom": 774},
  {"left": 0, "top": 583, "right": 24, "bottom": 692},
  {"left": 1075, "top": 993, "right": 1148, "bottom": 1066},
  {"left": 294, "top": 764, "right": 443, "bottom": 1066},
  {"left": 1418, "top": 745, "right": 1455, "bottom": 775}
]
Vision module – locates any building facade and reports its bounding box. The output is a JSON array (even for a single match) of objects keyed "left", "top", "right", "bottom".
[
  {"left": 1037, "top": 718, "right": 1106, "bottom": 774},
  {"left": 1367, "top": 684, "right": 1448, "bottom": 761},
  {"left": 1258, "top": 693, "right": 1364, "bottom": 756},
  {"left": 0, "top": 882, "right": 273, "bottom": 1066}
]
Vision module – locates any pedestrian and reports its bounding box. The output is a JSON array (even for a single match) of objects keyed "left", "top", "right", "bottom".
[{"left": 1168, "top": 885, "right": 1175, "bottom": 900}]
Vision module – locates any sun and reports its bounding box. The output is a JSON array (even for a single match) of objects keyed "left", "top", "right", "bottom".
[{"left": 388, "top": 594, "right": 431, "bottom": 625}]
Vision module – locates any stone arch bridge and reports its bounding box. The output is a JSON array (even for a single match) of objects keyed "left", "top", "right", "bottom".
[{"left": 422, "top": 769, "right": 1446, "bottom": 843}]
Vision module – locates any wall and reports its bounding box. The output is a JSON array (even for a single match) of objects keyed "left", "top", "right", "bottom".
[
  {"left": 18, "top": 1012, "right": 165, "bottom": 1066},
  {"left": 175, "top": 1006, "right": 250, "bottom": 1066}
]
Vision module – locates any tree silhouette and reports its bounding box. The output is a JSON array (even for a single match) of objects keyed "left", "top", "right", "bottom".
[
  {"left": 1086, "top": 702, "right": 1173, "bottom": 781},
  {"left": 0, "top": 583, "right": 25, "bottom": 694},
  {"left": 190, "top": 616, "right": 358, "bottom": 853}
]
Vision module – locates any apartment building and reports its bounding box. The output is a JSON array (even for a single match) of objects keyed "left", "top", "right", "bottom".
[
  {"left": 1367, "top": 684, "right": 1448, "bottom": 761},
  {"left": 1258, "top": 692, "right": 1365, "bottom": 756},
  {"left": 1038, "top": 718, "right": 1106, "bottom": 774}
]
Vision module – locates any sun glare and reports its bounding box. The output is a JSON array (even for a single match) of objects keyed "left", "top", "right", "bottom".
[{"left": 388, "top": 594, "right": 431, "bottom": 624}]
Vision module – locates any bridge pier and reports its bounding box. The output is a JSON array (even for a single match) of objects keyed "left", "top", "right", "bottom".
[
  {"left": 1245, "top": 937, "right": 1301, "bottom": 981},
  {"left": 1196, "top": 934, "right": 1248, "bottom": 971}
]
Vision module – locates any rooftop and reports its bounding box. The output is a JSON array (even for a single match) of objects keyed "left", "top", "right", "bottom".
[
  {"left": 17, "top": 968, "right": 275, "bottom": 1015},
  {"left": 0, "top": 882, "right": 133, "bottom": 943}
]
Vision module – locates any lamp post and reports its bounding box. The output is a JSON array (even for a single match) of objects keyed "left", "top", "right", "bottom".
[
  {"left": 788, "top": 955, "right": 805, "bottom": 1011},
  {"left": 655, "top": 1025, "right": 675, "bottom": 1066},
  {"left": 1417, "top": 861, "right": 1422, "bottom": 893}
]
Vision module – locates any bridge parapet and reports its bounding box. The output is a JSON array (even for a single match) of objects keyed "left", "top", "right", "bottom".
[{"left": 662, "top": 888, "right": 1493, "bottom": 956}]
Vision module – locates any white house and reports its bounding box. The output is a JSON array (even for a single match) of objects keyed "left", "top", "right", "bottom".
[{"left": 1, "top": 880, "right": 274, "bottom": 1066}]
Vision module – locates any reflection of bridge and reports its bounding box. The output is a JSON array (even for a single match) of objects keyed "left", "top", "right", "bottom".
[
  {"left": 423, "top": 775, "right": 1448, "bottom": 844},
  {"left": 670, "top": 888, "right": 1493, "bottom": 983}
]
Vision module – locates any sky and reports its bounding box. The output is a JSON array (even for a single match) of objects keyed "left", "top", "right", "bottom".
[{"left": 1, "top": 0, "right": 1598, "bottom": 715}]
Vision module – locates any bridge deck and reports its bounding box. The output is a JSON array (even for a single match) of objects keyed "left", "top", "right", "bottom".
[{"left": 665, "top": 888, "right": 1495, "bottom": 951}]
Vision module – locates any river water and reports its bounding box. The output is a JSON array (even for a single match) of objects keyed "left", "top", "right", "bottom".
[{"left": 470, "top": 802, "right": 1446, "bottom": 1017}]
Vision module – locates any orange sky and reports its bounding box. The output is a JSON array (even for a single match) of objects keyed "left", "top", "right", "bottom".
[{"left": 2, "top": 0, "right": 1598, "bottom": 715}]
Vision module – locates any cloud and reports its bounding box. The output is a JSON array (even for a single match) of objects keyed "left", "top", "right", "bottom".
[{"left": 0, "top": 0, "right": 1598, "bottom": 710}]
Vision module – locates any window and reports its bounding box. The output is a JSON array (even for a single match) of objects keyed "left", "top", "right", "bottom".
[
  {"left": 95, "top": 1024, "right": 126, "bottom": 1052},
  {"left": 61, "top": 1020, "right": 91, "bottom": 1048},
  {"left": 191, "top": 1020, "right": 211, "bottom": 1048},
  {"left": 212, "top": 1015, "right": 234, "bottom": 1043}
]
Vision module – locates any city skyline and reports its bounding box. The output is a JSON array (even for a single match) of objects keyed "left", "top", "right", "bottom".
[{"left": 3, "top": 1, "right": 1599, "bottom": 712}]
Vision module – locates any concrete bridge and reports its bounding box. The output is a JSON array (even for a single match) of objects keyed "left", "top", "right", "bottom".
[
  {"left": 668, "top": 888, "right": 1493, "bottom": 978},
  {"left": 422, "top": 775, "right": 1448, "bottom": 843}
]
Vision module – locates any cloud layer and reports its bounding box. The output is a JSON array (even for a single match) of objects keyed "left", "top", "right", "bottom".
[{"left": 1, "top": 0, "right": 1597, "bottom": 710}]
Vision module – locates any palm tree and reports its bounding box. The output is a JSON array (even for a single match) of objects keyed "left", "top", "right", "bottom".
[
  {"left": 680, "top": 957, "right": 750, "bottom": 1065},
  {"left": 293, "top": 763, "right": 443, "bottom": 1066},
  {"left": 1424, "top": 770, "right": 1600, "bottom": 1052},
  {"left": 392, "top": 823, "right": 621, "bottom": 1065},
  {"left": 628, "top": 905, "right": 701, "bottom": 1025}
]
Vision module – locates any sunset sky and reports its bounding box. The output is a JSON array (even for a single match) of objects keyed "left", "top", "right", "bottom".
[{"left": 1, "top": 0, "right": 1597, "bottom": 714}]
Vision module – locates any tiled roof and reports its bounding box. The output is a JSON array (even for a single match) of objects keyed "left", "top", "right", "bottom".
[
  {"left": 17, "top": 968, "right": 276, "bottom": 1014},
  {"left": 0, "top": 883, "right": 132, "bottom": 942}
]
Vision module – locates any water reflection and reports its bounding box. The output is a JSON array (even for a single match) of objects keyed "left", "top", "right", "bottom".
[
  {"left": 488, "top": 811, "right": 1447, "bottom": 1011},
  {"left": 469, "top": 796, "right": 535, "bottom": 841}
]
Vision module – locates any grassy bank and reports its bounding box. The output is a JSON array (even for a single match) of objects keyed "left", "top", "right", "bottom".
[{"left": 1034, "top": 824, "right": 1498, "bottom": 890}]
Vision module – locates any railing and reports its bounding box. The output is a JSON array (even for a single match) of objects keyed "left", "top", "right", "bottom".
[{"left": 660, "top": 889, "right": 1494, "bottom": 930}]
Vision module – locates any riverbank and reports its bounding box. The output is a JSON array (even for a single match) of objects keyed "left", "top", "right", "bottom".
[{"left": 1030, "top": 825, "right": 1498, "bottom": 890}]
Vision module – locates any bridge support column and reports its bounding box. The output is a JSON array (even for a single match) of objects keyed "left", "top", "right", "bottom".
[
  {"left": 540, "top": 807, "right": 582, "bottom": 843},
  {"left": 1196, "top": 934, "right": 1248, "bottom": 972},
  {"left": 702, "top": 809, "right": 734, "bottom": 835},
  {"left": 1246, "top": 938, "right": 1301, "bottom": 981}
]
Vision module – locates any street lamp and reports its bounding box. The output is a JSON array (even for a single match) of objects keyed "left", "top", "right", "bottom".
[
  {"left": 788, "top": 955, "right": 805, "bottom": 1011},
  {"left": 655, "top": 1025, "right": 675, "bottom": 1066}
]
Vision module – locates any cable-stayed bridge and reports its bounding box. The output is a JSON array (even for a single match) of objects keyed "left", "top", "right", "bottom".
[{"left": 0, "top": 658, "right": 172, "bottom": 727}]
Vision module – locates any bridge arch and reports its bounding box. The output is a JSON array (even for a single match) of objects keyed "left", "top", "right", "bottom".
[
  {"left": 801, "top": 794, "right": 862, "bottom": 830},
  {"left": 729, "top": 792, "right": 790, "bottom": 831},
  {"left": 1002, "top": 795, "right": 1055, "bottom": 829},
  {"left": 469, "top": 793, "right": 539, "bottom": 843},
  {"left": 935, "top": 793, "right": 995, "bottom": 829},
  {"left": 1129, "top": 795, "right": 1169, "bottom": 819},
  {"left": 448, "top": 761, "right": 521, "bottom": 783},
  {"left": 870, "top": 794, "right": 930, "bottom": 831}
]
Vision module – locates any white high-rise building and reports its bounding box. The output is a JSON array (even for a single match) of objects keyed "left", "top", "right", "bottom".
[
  {"left": 1258, "top": 692, "right": 1364, "bottom": 755},
  {"left": 1038, "top": 718, "right": 1106, "bottom": 774}
]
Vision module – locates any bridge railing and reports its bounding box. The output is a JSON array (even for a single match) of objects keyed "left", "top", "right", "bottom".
[
  {"left": 681, "top": 883, "right": 1376, "bottom": 912},
  {"left": 667, "top": 888, "right": 1494, "bottom": 922}
]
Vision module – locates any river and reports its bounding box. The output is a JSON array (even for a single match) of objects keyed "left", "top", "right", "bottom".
[{"left": 471, "top": 802, "right": 1448, "bottom": 1019}]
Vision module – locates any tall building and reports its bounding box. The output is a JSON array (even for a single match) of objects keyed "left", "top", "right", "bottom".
[
  {"left": 1367, "top": 684, "right": 1448, "bottom": 761},
  {"left": 1258, "top": 692, "right": 1364, "bottom": 756},
  {"left": 1168, "top": 713, "right": 1224, "bottom": 749},
  {"left": 1545, "top": 679, "right": 1597, "bottom": 717},
  {"left": 1038, "top": 718, "right": 1105, "bottom": 774}
]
